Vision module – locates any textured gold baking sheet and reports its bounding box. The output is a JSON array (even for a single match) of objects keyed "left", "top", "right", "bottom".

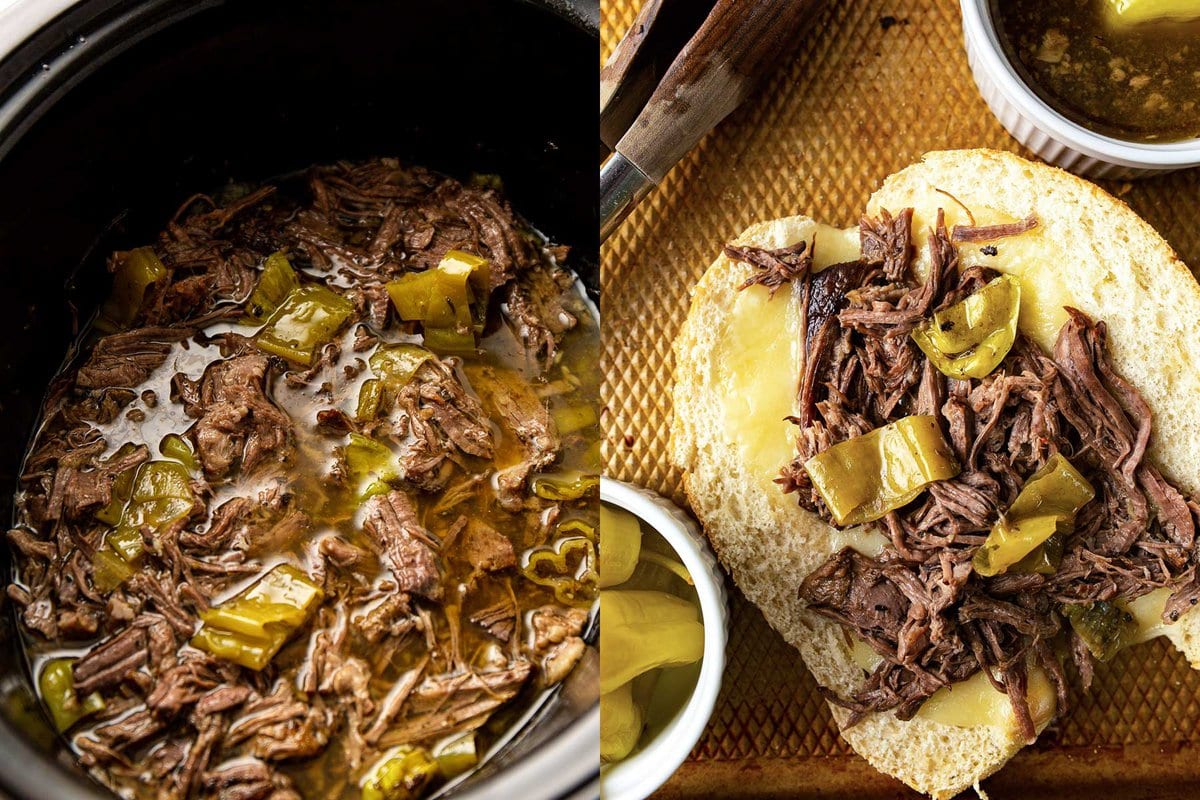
[{"left": 600, "top": 1, "right": 1200, "bottom": 797}]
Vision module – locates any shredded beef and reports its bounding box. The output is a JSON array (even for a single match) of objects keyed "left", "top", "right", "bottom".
[
  {"left": 724, "top": 239, "right": 813, "bottom": 297},
  {"left": 361, "top": 490, "right": 442, "bottom": 600},
  {"left": 951, "top": 213, "right": 1039, "bottom": 242},
  {"left": 181, "top": 353, "right": 294, "bottom": 480},
  {"left": 783, "top": 206, "right": 1200, "bottom": 739},
  {"left": 76, "top": 327, "right": 193, "bottom": 390}
]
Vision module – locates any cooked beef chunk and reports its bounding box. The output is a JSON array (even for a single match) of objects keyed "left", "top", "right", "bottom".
[
  {"left": 724, "top": 239, "right": 812, "bottom": 296},
  {"left": 73, "top": 626, "right": 149, "bottom": 695},
  {"left": 361, "top": 490, "right": 442, "bottom": 600},
  {"left": 50, "top": 443, "right": 151, "bottom": 524},
  {"left": 146, "top": 657, "right": 221, "bottom": 717},
  {"left": 204, "top": 760, "right": 299, "bottom": 800},
  {"left": 469, "top": 597, "right": 517, "bottom": 642},
  {"left": 378, "top": 662, "right": 533, "bottom": 745},
  {"left": 503, "top": 265, "right": 580, "bottom": 367},
  {"left": 181, "top": 353, "right": 293, "bottom": 480},
  {"left": 786, "top": 206, "right": 1200, "bottom": 738},
  {"left": 367, "top": 357, "right": 494, "bottom": 492},
  {"left": 474, "top": 366, "right": 561, "bottom": 510},
  {"left": 76, "top": 327, "right": 193, "bottom": 390},
  {"left": 354, "top": 591, "right": 417, "bottom": 644},
  {"left": 456, "top": 519, "right": 517, "bottom": 572},
  {"left": 528, "top": 605, "right": 588, "bottom": 684}
]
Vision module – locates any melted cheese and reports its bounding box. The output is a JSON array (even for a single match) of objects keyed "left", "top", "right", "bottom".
[
  {"left": 850, "top": 638, "right": 884, "bottom": 673},
  {"left": 917, "top": 665, "right": 1056, "bottom": 732},
  {"left": 718, "top": 280, "right": 804, "bottom": 491},
  {"left": 829, "top": 527, "right": 889, "bottom": 557},
  {"left": 716, "top": 224, "right": 863, "bottom": 490},
  {"left": 811, "top": 223, "right": 862, "bottom": 269},
  {"left": 908, "top": 206, "right": 1076, "bottom": 354},
  {"left": 1122, "top": 588, "right": 1175, "bottom": 645}
]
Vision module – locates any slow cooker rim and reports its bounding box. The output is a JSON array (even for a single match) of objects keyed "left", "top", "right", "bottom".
[{"left": 0, "top": 2, "right": 600, "bottom": 799}]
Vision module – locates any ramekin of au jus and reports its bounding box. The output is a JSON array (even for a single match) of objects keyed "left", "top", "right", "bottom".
[
  {"left": 599, "top": 479, "right": 728, "bottom": 800},
  {"left": 961, "top": 0, "right": 1200, "bottom": 178}
]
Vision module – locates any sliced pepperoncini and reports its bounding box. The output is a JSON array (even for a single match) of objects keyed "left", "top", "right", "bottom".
[
  {"left": 40, "top": 659, "right": 104, "bottom": 732},
  {"left": 343, "top": 433, "right": 401, "bottom": 498},
  {"left": 355, "top": 344, "right": 433, "bottom": 421},
  {"left": 1062, "top": 601, "right": 1134, "bottom": 661},
  {"left": 370, "top": 344, "right": 432, "bottom": 387},
  {"left": 973, "top": 453, "right": 1094, "bottom": 577},
  {"left": 255, "top": 285, "right": 354, "bottom": 366},
  {"left": 192, "top": 564, "right": 323, "bottom": 670},
  {"left": 803, "top": 415, "right": 960, "bottom": 526},
  {"left": 92, "top": 547, "right": 135, "bottom": 592},
  {"left": 530, "top": 471, "right": 599, "bottom": 501},
  {"left": 243, "top": 251, "right": 300, "bottom": 324},
  {"left": 911, "top": 275, "right": 1021, "bottom": 380},
  {"left": 1011, "top": 532, "right": 1065, "bottom": 575},
  {"left": 94, "top": 443, "right": 141, "bottom": 526},
  {"left": 361, "top": 745, "right": 438, "bottom": 800},
  {"left": 159, "top": 433, "right": 198, "bottom": 472},
  {"left": 386, "top": 250, "right": 489, "bottom": 354},
  {"left": 105, "top": 460, "right": 195, "bottom": 564},
  {"left": 99, "top": 246, "right": 168, "bottom": 330},
  {"left": 523, "top": 537, "right": 597, "bottom": 605}
]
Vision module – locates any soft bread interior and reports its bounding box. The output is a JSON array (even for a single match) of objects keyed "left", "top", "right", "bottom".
[{"left": 670, "top": 149, "right": 1200, "bottom": 798}]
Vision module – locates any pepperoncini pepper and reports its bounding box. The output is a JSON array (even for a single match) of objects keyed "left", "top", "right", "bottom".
[
  {"left": 159, "top": 434, "right": 198, "bottom": 472},
  {"left": 371, "top": 344, "right": 432, "bottom": 387},
  {"left": 530, "top": 471, "right": 599, "bottom": 501},
  {"left": 354, "top": 344, "right": 433, "bottom": 422},
  {"left": 1062, "top": 601, "right": 1134, "bottom": 661},
  {"left": 243, "top": 251, "right": 300, "bottom": 324},
  {"left": 911, "top": 275, "right": 1021, "bottom": 380},
  {"left": 386, "top": 250, "right": 489, "bottom": 354},
  {"left": 360, "top": 746, "right": 439, "bottom": 800},
  {"left": 92, "top": 548, "right": 135, "bottom": 592},
  {"left": 94, "top": 443, "right": 141, "bottom": 526},
  {"left": 803, "top": 415, "right": 960, "bottom": 527},
  {"left": 973, "top": 453, "right": 1094, "bottom": 577},
  {"left": 98, "top": 246, "right": 168, "bottom": 330},
  {"left": 105, "top": 460, "right": 195, "bottom": 564},
  {"left": 255, "top": 285, "right": 354, "bottom": 366},
  {"left": 599, "top": 590, "right": 704, "bottom": 695},
  {"left": 432, "top": 733, "right": 477, "bottom": 779},
  {"left": 600, "top": 682, "right": 644, "bottom": 763},
  {"left": 1107, "top": 0, "right": 1200, "bottom": 25},
  {"left": 40, "top": 659, "right": 104, "bottom": 732},
  {"left": 523, "top": 537, "right": 598, "bottom": 605},
  {"left": 342, "top": 433, "right": 401, "bottom": 499},
  {"left": 1011, "top": 532, "right": 1065, "bottom": 575},
  {"left": 191, "top": 564, "right": 323, "bottom": 670},
  {"left": 599, "top": 504, "right": 642, "bottom": 589}
]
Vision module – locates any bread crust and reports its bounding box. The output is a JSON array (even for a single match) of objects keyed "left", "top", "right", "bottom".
[{"left": 669, "top": 149, "right": 1200, "bottom": 797}]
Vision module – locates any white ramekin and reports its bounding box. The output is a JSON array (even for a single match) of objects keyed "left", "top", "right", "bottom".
[
  {"left": 960, "top": 0, "right": 1200, "bottom": 178},
  {"left": 599, "top": 478, "right": 728, "bottom": 800}
]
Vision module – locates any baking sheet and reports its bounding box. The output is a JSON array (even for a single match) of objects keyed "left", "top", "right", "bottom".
[{"left": 600, "top": 1, "right": 1200, "bottom": 797}]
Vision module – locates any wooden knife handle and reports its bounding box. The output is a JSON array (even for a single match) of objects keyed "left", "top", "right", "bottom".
[
  {"left": 616, "top": 0, "right": 823, "bottom": 183},
  {"left": 600, "top": 0, "right": 713, "bottom": 154}
]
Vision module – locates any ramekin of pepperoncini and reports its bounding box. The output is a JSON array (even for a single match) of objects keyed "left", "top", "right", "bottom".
[{"left": 599, "top": 478, "right": 728, "bottom": 800}]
